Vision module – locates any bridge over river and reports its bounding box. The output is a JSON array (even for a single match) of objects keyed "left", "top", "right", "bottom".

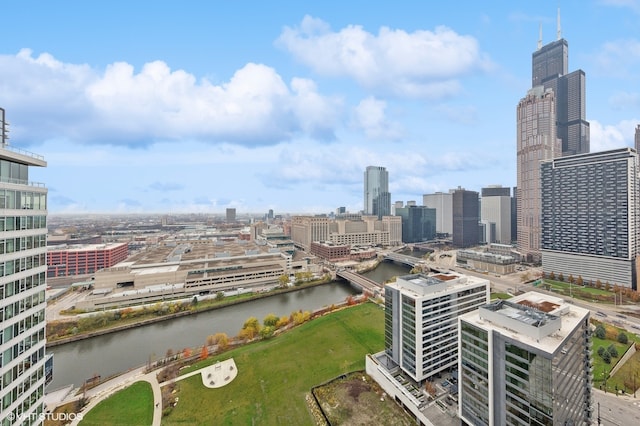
[{"left": 336, "top": 270, "right": 383, "bottom": 296}]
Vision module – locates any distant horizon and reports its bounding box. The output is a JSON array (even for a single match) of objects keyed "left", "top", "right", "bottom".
[{"left": 3, "top": 1, "right": 639, "bottom": 214}]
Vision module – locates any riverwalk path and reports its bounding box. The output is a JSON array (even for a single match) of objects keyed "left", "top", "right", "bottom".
[{"left": 47, "top": 358, "right": 235, "bottom": 426}]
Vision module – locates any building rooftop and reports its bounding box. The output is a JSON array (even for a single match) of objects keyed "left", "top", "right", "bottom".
[
  {"left": 461, "top": 291, "right": 589, "bottom": 354},
  {"left": 47, "top": 242, "right": 127, "bottom": 252},
  {"left": 389, "top": 272, "right": 489, "bottom": 297}
]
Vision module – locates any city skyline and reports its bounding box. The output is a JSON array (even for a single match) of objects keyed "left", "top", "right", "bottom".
[{"left": 2, "top": 1, "right": 639, "bottom": 214}]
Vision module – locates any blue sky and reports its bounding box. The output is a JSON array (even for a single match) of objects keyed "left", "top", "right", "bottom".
[{"left": 2, "top": 1, "right": 639, "bottom": 215}]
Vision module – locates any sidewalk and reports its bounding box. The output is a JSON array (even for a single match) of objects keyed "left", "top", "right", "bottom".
[
  {"left": 46, "top": 364, "right": 162, "bottom": 426},
  {"left": 50, "top": 361, "right": 214, "bottom": 426}
]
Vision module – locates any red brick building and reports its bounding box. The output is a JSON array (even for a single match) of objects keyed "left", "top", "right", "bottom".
[{"left": 47, "top": 242, "right": 129, "bottom": 277}]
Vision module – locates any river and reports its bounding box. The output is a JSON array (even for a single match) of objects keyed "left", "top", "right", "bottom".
[{"left": 46, "top": 261, "right": 411, "bottom": 391}]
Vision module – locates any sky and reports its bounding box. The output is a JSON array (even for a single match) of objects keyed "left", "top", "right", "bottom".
[{"left": 1, "top": 1, "right": 639, "bottom": 215}]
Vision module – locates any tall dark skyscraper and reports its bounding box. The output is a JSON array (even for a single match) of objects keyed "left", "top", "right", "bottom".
[
  {"left": 452, "top": 188, "right": 479, "bottom": 248},
  {"left": 531, "top": 10, "right": 590, "bottom": 156}
]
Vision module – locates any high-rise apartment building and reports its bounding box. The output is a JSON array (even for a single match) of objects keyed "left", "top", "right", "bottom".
[
  {"left": 516, "top": 86, "right": 560, "bottom": 262},
  {"left": 423, "top": 192, "right": 453, "bottom": 236},
  {"left": 480, "top": 185, "right": 511, "bottom": 245},
  {"left": 635, "top": 124, "right": 640, "bottom": 153},
  {"left": 0, "top": 108, "right": 49, "bottom": 425},
  {"left": 458, "top": 292, "right": 593, "bottom": 426},
  {"left": 364, "top": 166, "right": 391, "bottom": 220},
  {"left": 541, "top": 148, "right": 640, "bottom": 289},
  {"left": 452, "top": 188, "right": 479, "bottom": 248},
  {"left": 384, "top": 272, "right": 489, "bottom": 384},
  {"left": 532, "top": 13, "right": 589, "bottom": 156}
]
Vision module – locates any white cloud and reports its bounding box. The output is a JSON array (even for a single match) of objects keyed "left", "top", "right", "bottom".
[
  {"left": 277, "top": 15, "right": 492, "bottom": 99},
  {"left": 589, "top": 119, "right": 639, "bottom": 152},
  {"left": 590, "top": 39, "right": 640, "bottom": 78},
  {"left": 599, "top": 0, "right": 640, "bottom": 13},
  {"left": 351, "top": 97, "right": 403, "bottom": 140},
  {"left": 0, "top": 50, "right": 342, "bottom": 147}
]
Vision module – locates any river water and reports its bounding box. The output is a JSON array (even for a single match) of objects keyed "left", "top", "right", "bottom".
[{"left": 47, "top": 261, "right": 410, "bottom": 391}]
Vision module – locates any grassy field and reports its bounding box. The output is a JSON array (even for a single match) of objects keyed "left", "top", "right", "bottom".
[
  {"left": 79, "top": 381, "right": 153, "bottom": 426},
  {"left": 162, "top": 302, "right": 385, "bottom": 426}
]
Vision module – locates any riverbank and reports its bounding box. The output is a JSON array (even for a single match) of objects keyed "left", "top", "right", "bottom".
[{"left": 46, "top": 278, "right": 334, "bottom": 347}]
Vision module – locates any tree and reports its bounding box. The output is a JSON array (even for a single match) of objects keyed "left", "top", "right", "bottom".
[
  {"left": 549, "top": 271, "right": 556, "bottom": 280},
  {"left": 215, "top": 291, "right": 225, "bottom": 301},
  {"left": 617, "top": 332, "right": 629, "bottom": 345},
  {"left": 263, "top": 313, "right": 279, "bottom": 327},
  {"left": 278, "top": 274, "right": 289, "bottom": 288},
  {"left": 211, "top": 332, "right": 229, "bottom": 351},
  {"left": 607, "top": 344, "right": 619, "bottom": 358},
  {"left": 200, "top": 345, "right": 208, "bottom": 360},
  {"left": 239, "top": 316, "right": 261, "bottom": 340},
  {"left": 595, "top": 279, "right": 602, "bottom": 289},
  {"left": 602, "top": 350, "right": 611, "bottom": 364},
  {"left": 259, "top": 326, "right": 274, "bottom": 339},
  {"left": 568, "top": 274, "right": 575, "bottom": 284},
  {"left": 424, "top": 381, "right": 437, "bottom": 397},
  {"left": 595, "top": 324, "right": 606, "bottom": 339},
  {"left": 605, "top": 282, "right": 611, "bottom": 292},
  {"left": 558, "top": 273, "right": 564, "bottom": 282},
  {"left": 597, "top": 346, "right": 605, "bottom": 357}
]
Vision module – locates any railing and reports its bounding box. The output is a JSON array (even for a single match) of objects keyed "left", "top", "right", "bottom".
[{"left": 0, "top": 144, "right": 45, "bottom": 161}]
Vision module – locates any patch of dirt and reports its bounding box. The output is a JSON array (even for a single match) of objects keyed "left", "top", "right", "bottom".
[{"left": 313, "top": 372, "right": 414, "bottom": 426}]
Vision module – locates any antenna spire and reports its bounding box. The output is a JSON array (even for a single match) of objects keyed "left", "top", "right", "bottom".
[
  {"left": 538, "top": 22, "right": 543, "bottom": 50},
  {"left": 557, "top": 7, "right": 562, "bottom": 40}
]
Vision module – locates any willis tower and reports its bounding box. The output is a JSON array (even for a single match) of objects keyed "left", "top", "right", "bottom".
[{"left": 532, "top": 9, "right": 590, "bottom": 156}]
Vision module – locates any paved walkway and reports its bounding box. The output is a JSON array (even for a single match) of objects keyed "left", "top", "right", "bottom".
[
  {"left": 52, "top": 359, "right": 234, "bottom": 426},
  {"left": 46, "top": 364, "right": 163, "bottom": 426}
]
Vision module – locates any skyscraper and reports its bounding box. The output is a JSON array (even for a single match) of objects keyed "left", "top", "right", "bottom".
[
  {"left": 395, "top": 205, "right": 436, "bottom": 243},
  {"left": 541, "top": 148, "right": 640, "bottom": 289},
  {"left": 458, "top": 292, "right": 593, "bottom": 425},
  {"left": 480, "top": 185, "right": 511, "bottom": 244},
  {"left": 635, "top": 124, "right": 640, "bottom": 153},
  {"left": 532, "top": 10, "right": 590, "bottom": 156},
  {"left": 517, "top": 86, "right": 560, "bottom": 262},
  {"left": 423, "top": 191, "right": 453, "bottom": 236},
  {"left": 363, "top": 166, "right": 390, "bottom": 220},
  {"left": 452, "top": 188, "right": 479, "bottom": 248},
  {"left": 0, "top": 108, "right": 49, "bottom": 425}
]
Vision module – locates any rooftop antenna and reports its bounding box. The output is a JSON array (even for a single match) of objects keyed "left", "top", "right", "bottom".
[
  {"left": 557, "top": 7, "right": 562, "bottom": 40},
  {"left": 537, "top": 22, "right": 543, "bottom": 50}
]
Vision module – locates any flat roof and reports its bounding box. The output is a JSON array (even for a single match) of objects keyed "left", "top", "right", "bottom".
[{"left": 461, "top": 291, "right": 589, "bottom": 354}]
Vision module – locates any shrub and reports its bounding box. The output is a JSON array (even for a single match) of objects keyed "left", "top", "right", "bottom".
[
  {"left": 617, "top": 332, "right": 628, "bottom": 344},
  {"left": 602, "top": 350, "right": 611, "bottom": 364},
  {"left": 595, "top": 324, "right": 606, "bottom": 339},
  {"left": 607, "top": 344, "right": 619, "bottom": 358},
  {"left": 597, "top": 346, "right": 605, "bottom": 357}
]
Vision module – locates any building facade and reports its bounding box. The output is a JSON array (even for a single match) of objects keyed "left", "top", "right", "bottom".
[
  {"left": 423, "top": 192, "right": 453, "bottom": 236},
  {"left": 452, "top": 188, "right": 479, "bottom": 248},
  {"left": 395, "top": 206, "right": 436, "bottom": 243},
  {"left": 516, "top": 86, "right": 560, "bottom": 263},
  {"left": 541, "top": 148, "right": 640, "bottom": 289},
  {"left": 47, "top": 242, "right": 129, "bottom": 278},
  {"left": 480, "top": 186, "right": 511, "bottom": 245},
  {"left": 384, "top": 272, "right": 490, "bottom": 384},
  {"left": 0, "top": 111, "right": 49, "bottom": 425},
  {"left": 364, "top": 166, "right": 391, "bottom": 220},
  {"left": 458, "top": 292, "right": 592, "bottom": 426}
]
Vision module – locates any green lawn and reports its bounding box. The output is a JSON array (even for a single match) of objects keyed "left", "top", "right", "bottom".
[
  {"left": 80, "top": 381, "right": 154, "bottom": 426},
  {"left": 162, "top": 302, "right": 385, "bottom": 426}
]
